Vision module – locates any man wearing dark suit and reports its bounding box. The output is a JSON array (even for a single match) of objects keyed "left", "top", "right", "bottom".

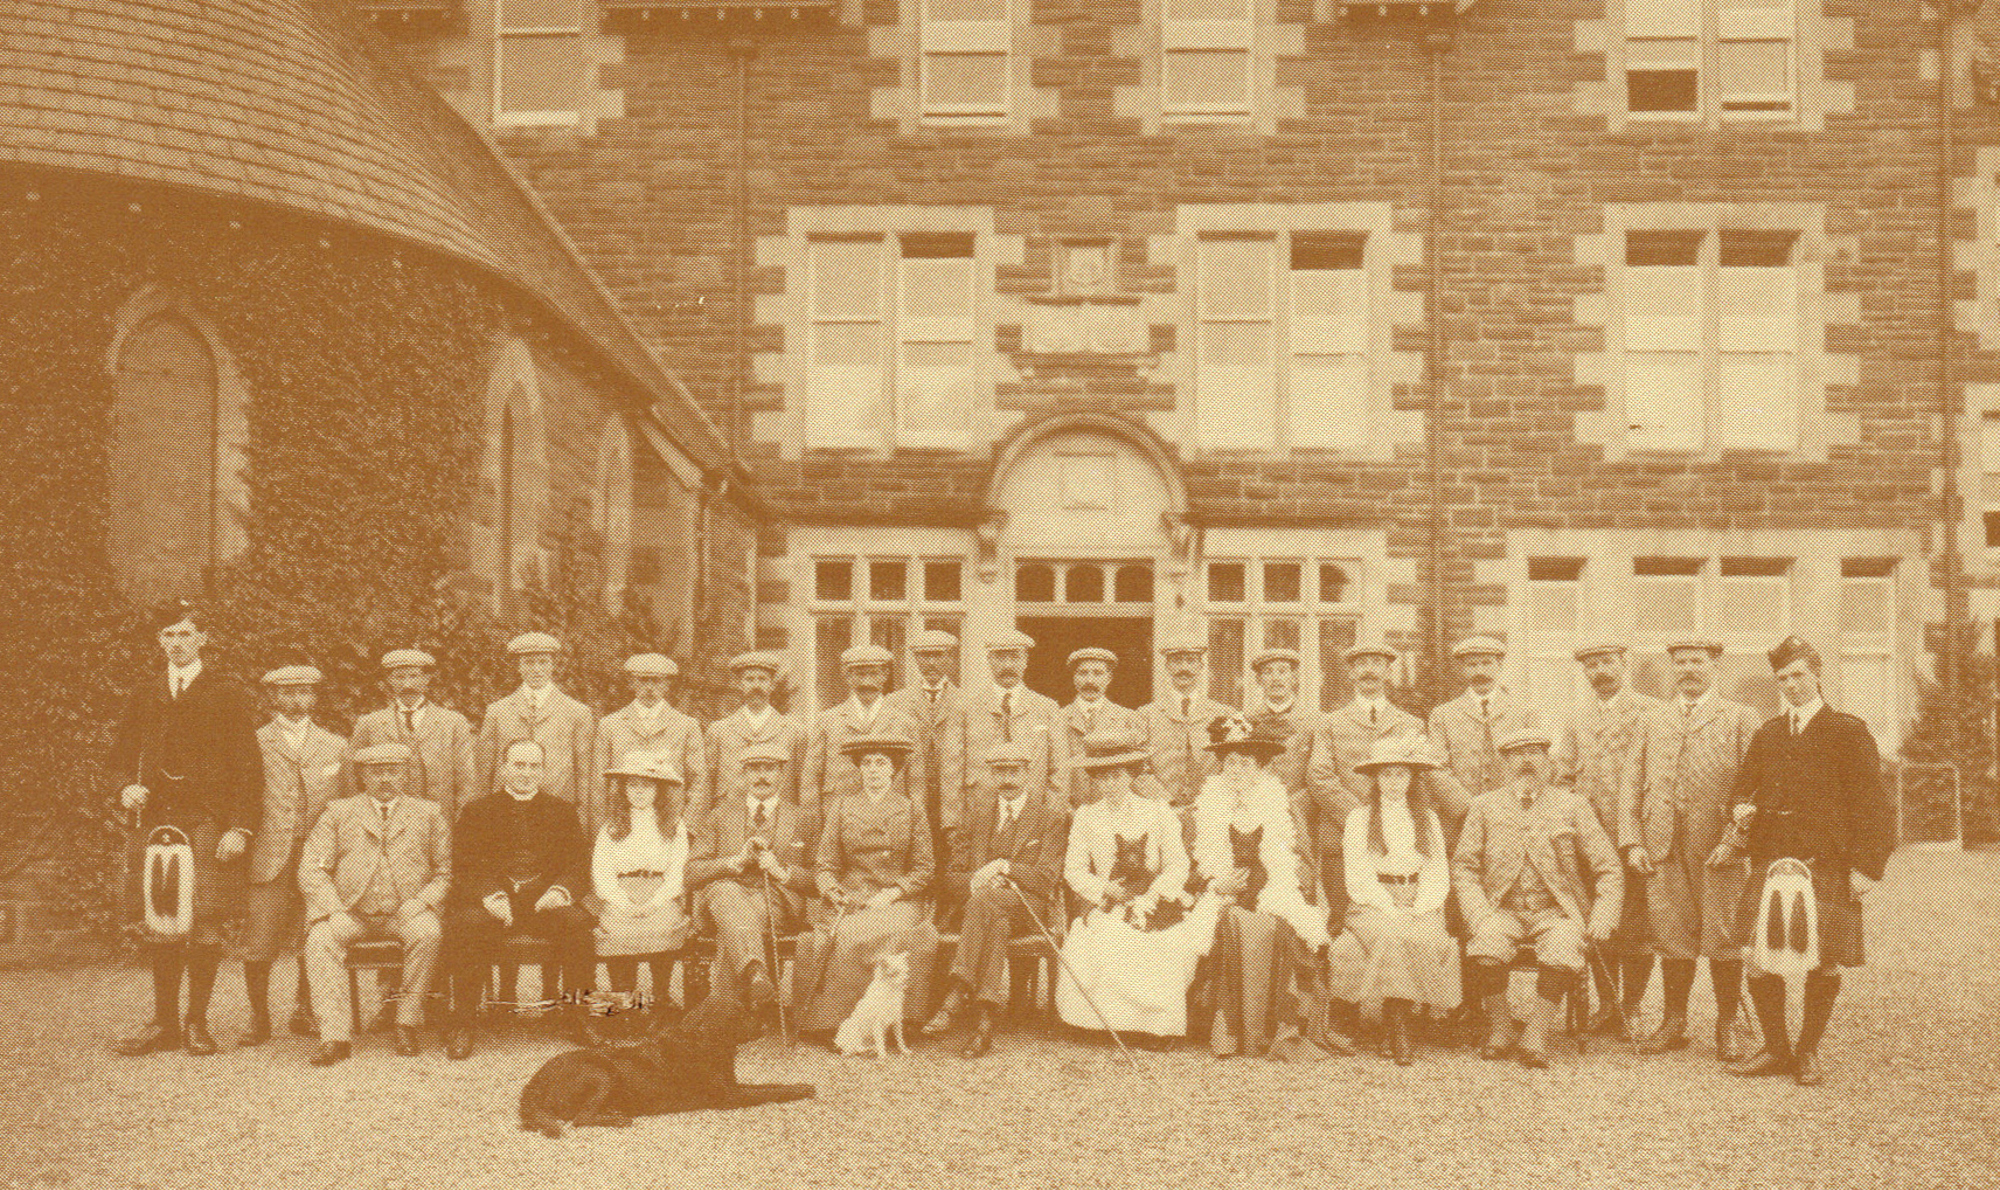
[
  {"left": 299, "top": 743, "right": 451, "bottom": 1065},
  {"left": 921, "top": 740, "right": 1067, "bottom": 1057},
  {"left": 1727, "top": 637, "right": 1894, "bottom": 1087},
  {"left": 884, "top": 629, "right": 966, "bottom": 873},
  {"left": 346, "top": 648, "right": 475, "bottom": 825},
  {"left": 110, "top": 602, "right": 262, "bottom": 1058},
  {"left": 441, "top": 738, "right": 595, "bottom": 1059},
  {"left": 687, "top": 743, "right": 816, "bottom": 1008}
]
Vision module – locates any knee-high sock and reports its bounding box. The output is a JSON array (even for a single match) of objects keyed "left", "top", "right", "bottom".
[
  {"left": 294, "top": 954, "right": 310, "bottom": 1009},
  {"left": 242, "top": 961, "right": 271, "bottom": 1022},
  {"left": 150, "top": 946, "right": 185, "bottom": 1026},
  {"left": 184, "top": 947, "right": 220, "bottom": 1025},
  {"left": 1659, "top": 958, "right": 1696, "bottom": 1018},
  {"left": 1797, "top": 970, "right": 1840, "bottom": 1054},
  {"left": 1710, "top": 959, "right": 1743, "bottom": 1022},
  {"left": 1620, "top": 954, "right": 1654, "bottom": 1010},
  {"left": 1746, "top": 973, "right": 1789, "bottom": 1057}
]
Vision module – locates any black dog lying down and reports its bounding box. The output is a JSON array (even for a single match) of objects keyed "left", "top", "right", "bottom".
[{"left": 519, "top": 992, "right": 814, "bottom": 1137}]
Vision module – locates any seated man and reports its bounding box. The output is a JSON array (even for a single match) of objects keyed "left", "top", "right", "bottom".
[
  {"left": 1451, "top": 728, "right": 1623, "bottom": 1069},
  {"left": 441, "top": 738, "right": 596, "bottom": 1059},
  {"left": 687, "top": 743, "right": 816, "bottom": 1009},
  {"left": 298, "top": 743, "right": 451, "bottom": 1066},
  {"left": 922, "top": 741, "right": 1067, "bottom": 1058}
]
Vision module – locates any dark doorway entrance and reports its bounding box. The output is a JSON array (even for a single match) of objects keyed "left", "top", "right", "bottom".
[{"left": 1018, "top": 616, "right": 1153, "bottom": 709}]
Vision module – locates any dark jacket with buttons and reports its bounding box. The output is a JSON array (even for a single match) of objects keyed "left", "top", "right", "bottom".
[{"left": 1731, "top": 708, "right": 1892, "bottom": 883}]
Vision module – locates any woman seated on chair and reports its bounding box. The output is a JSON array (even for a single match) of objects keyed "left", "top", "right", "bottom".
[
  {"left": 794, "top": 733, "right": 938, "bottom": 1040},
  {"left": 1056, "top": 729, "right": 1219, "bottom": 1052},
  {"left": 590, "top": 752, "right": 693, "bottom": 1021},
  {"left": 1326, "top": 735, "right": 1460, "bottom": 1066},
  {"left": 1191, "top": 714, "right": 1337, "bottom": 1061}
]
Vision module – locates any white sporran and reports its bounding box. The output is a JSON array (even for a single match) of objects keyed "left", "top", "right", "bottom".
[
  {"left": 143, "top": 825, "right": 195, "bottom": 939},
  {"left": 1751, "top": 857, "right": 1818, "bottom": 980}
]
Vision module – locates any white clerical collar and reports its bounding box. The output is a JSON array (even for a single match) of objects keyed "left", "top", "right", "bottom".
[{"left": 1790, "top": 698, "right": 1824, "bottom": 730}]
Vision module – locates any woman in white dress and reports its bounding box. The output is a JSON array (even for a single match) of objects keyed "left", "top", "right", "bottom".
[
  {"left": 589, "top": 752, "right": 692, "bottom": 1017},
  {"left": 1325, "top": 734, "right": 1460, "bottom": 1065},
  {"left": 1057, "top": 729, "right": 1219, "bottom": 1050}
]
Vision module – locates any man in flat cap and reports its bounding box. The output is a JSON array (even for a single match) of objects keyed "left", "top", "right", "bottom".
[
  {"left": 1726, "top": 637, "right": 1893, "bottom": 1087},
  {"left": 110, "top": 601, "right": 261, "bottom": 1058},
  {"left": 595, "top": 653, "right": 706, "bottom": 836},
  {"left": 1058, "top": 647, "right": 1145, "bottom": 810},
  {"left": 476, "top": 633, "right": 594, "bottom": 812},
  {"left": 687, "top": 742, "right": 817, "bottom": 1008},
  {"left": 347, "top": 649, "right": 475, "bottom": 827},
  {"left": 1243, "top": 647, "right": 1321, "bottom": 825},
  {"left": 1305, "top": 642, "right": 1425, "bottom": 917},
  {"left": 802, "top": 644, "right": 921, "bottom": 817},
  {"left": 299, "top": 743, "right": 451, "bottom": 1065},
  {"left": 886, "top": 629, "right": 969, "bottom": 866},
  {"left": 1426, "top": 636, "right": 1538, "bottom": 848},
  {"left": 238, "top": 665, "right": 347, "bottom": 1047},
  {"left": 1618, "top": 637, "right": 1760, "bottom": 1063},
  {"left": 947, "top": 630, "right": 1067, "bottom": 839},
  {"left": 1452, "top": 728, "right": 1623, "bottom": 1068},
  {"left": 1137, "top": 624, "right": 1235, "bottom": 812},
  {"left": 707, "top": 651, "right": 807, "bottom": 818},
  {"left": 924, "top": 739, "right": 1067, "bottom": 1057},
  {"left": 1551, "top": 642, "right": 1665, "bottom": 1038}
]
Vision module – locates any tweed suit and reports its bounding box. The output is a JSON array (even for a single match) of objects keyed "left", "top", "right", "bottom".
[{"left": 1552, "top": 688, "right": 1665, "bottom": 951}]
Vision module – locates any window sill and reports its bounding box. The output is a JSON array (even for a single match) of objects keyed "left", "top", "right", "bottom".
[{"left": 494, "top": 114, "right": 582, "bottom": 130}]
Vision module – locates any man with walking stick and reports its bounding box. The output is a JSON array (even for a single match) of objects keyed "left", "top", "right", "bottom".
[{"left": 687, "top": 743, "right": 815, "bottom": 1013}]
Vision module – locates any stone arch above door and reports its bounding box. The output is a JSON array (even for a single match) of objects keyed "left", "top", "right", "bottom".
[{"left": 981, "top": 413, "right": 1191, "bottom": 581}]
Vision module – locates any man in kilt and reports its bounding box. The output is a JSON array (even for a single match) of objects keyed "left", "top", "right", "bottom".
[
  {"left": 1726, "top": 636, "right": 1893, "bottom": 1087},
  {"left": 109, "top": 602, "right": 262, "bottom": 1057}
]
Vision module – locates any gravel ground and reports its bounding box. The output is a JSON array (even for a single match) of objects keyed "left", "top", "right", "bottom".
[{"left": 1, "top": 848, "right": 1994, "bottom": 1190}]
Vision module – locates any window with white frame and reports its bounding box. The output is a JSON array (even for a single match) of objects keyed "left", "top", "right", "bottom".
[
  {"left": 921, "top": 0, "right": 1011, "bottom": 121},
  {"left": 494, "top": 0, "right": 585, "bottom": 126},
  {"left": 1623, "top": 228, "right": 1799, "bottom": 453},
  {"left": 1838, "top": 558, "right": 1897, "bottom": 746},
  {"left": 1203, "top": 557, "right": 1361, "bottom": 711},
  {"left": 1194, "top": 232, "right": 1369, "bottom": 451},
  {"left": 807, "top": 234, "right": 978, "bottom": 451},
  {"left": 810, "top": 556, "right": 965, "bottom": 708},
  {"left": 1163, "top": 0, "right": 1254, "bottom": 119},
  {"left": 1628, "top": 555, "right": 1790, "bottom": 713},
  {"left": 1524, "top": 558, "right": 1587, "bottom": 710},
  {"left": 1625, "top": 0, "right": 1795, "bottom": 120}
]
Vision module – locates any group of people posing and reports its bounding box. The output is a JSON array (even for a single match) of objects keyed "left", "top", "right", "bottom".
[{"left": 107, "top": 604, "right": 1892, "bottom": 1088}]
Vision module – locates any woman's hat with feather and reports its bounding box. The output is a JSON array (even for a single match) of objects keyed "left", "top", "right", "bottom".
[{"left": 1204, "top": 713, "right": 1288, "bottom": 761}]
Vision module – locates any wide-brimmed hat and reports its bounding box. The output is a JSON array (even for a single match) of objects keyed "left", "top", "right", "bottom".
[
  {"left": 1204, "top": 714, "right": 1288, "bottom": 761},
  {"left": 838, "top": 732, "right": 914, "bottom": 761},
  {"left": 603, "top": 751, "right": 683, "bottom": 784},
  {"left": 1353, "top": 734, "right": 1439, "bottom": 776},
  {"left": 1068, "top": 728, "right": 1149, "bottom": 772}
]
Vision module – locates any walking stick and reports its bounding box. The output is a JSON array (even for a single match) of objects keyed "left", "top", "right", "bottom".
[
  {"left": 795, "top": 895, "right": 849, "bottom": 1041},
  {"left": 1584, "top": 942, "right": 1640, "bottom": 1058},
  {"left": 1000, "top": 873, "right": 1140, "bottom": 1067},
  {"left": 762, "top": 867, "right": 790, "bottom": 1045}
]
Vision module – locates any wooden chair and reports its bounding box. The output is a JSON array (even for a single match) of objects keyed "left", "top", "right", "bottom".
[{"left": 342, "top": 938, "right": 406, "bottom": 1036}]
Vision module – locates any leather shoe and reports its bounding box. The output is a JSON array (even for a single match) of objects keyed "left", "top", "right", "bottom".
[
  {"left": 112, "top": 1021, "right": 181, "bottom": 1057},
  {"left": 1715, "top": 1023, "right": 1747, "bottom": 1065},
  {"left": 1637, "top": 1016, "right": 1689, "bottom": 1055},
  {"left": 1793, "top": 1049, "right": 1824, "bottom": 1086},
  {"left": 960, "top": 1015, "right": 994, "bottom": 1059},
  {"left": 1585, "top": 1005, "right": 1621, "bottom": 1036},
  {"left": 445, "top": 1028, "right": 473, "bottom": 1060},
  {"left": 238, "top": 1018, "right": 273, "bottom": 1048},
  {"left": 288, "top": 1008, "right": 318, "bottom": 1038},
  {"left": 923, "top": 988, "right": 968, "bottom": 1037},
  {"left": 394, "top": 1026, "right": 421, "bottom": 1057},
  {"left": 1516, "top": 1046, "right": 1550, "bottom": 1070},
  {"left": 308, "top": 1041, "right": 351, "bottom": 1067},
  {"left": 1727, "top": 1047, "right": 1796, "bottom": 1078},
  {"left": 184, "top": 1022, "right": 218, "bottom": 1056},
  {"left": 746, "top": 969, "right": 778, "bottom": 1009}
]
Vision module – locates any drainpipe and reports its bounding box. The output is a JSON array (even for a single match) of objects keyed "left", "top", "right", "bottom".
[
  {"left": 1938, "top": 5, "right": 1965, "bottom": 709},
  {"left": 730, "top": 37, "right": 757, "bottom": 456},
  {"left": 1424, "top": 29, "right": 1450, "bottom": 703}
]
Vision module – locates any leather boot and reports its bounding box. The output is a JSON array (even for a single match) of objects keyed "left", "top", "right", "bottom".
[
  {"left": 1794, "top": 972, "right": 1839, "bottom": 1087},
  {"left": 112, "top": 1020, "right": 182, "bottom": 1057},
  {"left": 1727, "top": 974, "right": 1794, "bottom": 1077},
  {"left": 960, "top": 1003, "right": 995, "bottom": 1059},
  {"left": 288, "top": 1007, "right": 319, "bottom": 1038},
  {"left": 238, "top": 1009, "right": 273, "bottom": 1048},
  {"left": 1638, "top": 1012, "right": 1688, "bottom": 1054},
  {"left": 924, "top": 985, "right": 969, "bottom": 1037},
  {"left": 1517, "top": 995, "right": 1562, "bottom": 1069},
  {"left": 1480, "top": 993, "right": 1515, "bottom": 1060}
]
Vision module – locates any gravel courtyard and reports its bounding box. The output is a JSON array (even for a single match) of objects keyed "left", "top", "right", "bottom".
[{"left": 0, "top": 848, "right": 1993, "bottom": 1190}]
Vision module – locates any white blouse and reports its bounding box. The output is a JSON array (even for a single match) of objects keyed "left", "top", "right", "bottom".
[
  {"left": 592, "top": 817, "right": 688, "bottom": 910},
  {"left": 1342, "top": 801, "right": 1449, "bottom": 917},
  {"left": 1064, "top": 794, "right": 1188, "bottom": 909}
]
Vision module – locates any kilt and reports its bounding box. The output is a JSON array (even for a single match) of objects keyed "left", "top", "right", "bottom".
[
  {"left": 1737, "top": 858, "right": 1864, "bottom": 969},
  {"left": 121, "top": 820, "right": 242, "bottom": 947}
]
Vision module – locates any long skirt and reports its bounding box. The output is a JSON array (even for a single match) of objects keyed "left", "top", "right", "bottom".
[
  {"left": 1057, "top": 896, "right": 1220, "bottom": 1038},
  {"left": 1327, "top": 904, "right": 1462, "bottom": 1013},
  {"left": 121, "top": 820, "right": 240, "bottom": 948},
  {"left": 793, "top": 900, "right": 940, "bottom": 1031},
  {"left": 1737, "top": 857, "right": 1864, "bottom": 970},
  {"left": 1207, "top": 905, "right": 1336, "bottom": 1061},
  {"left": 589, "top": 876, "right": 692, "bottom": 958}
]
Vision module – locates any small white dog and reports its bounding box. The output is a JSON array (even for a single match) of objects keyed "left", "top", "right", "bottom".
[{"left": 835, "top": 951, "right": 911, "bottom": 1058}]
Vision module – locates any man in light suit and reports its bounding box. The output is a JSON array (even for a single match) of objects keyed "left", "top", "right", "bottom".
[
  {"left": 476, "top": 632, "right": 594, "bottom": 810},
  {"left": 802, "top": 644, "right": 921, "bottom": 814},
  {"left": 884, "top": 629, "right": 967, "bottom": 868},
  {"left": 299, "top": 743, "right": 451, "bottom": 1065},
  {"left": 347, "top": 648, "right": 475, "bottom": 827},
  {"left": 1136, "top": 625, "right": 1234, "bottom": 812},
  {"left": 1425, "top": 636, "right": 1537, "bottom": 847},
  {"left": 1619, "top": 637, "right": 1761, "bottom": 1063},
  {"left": 707, "top": 651, "right": 808, "bottom": 813},
  {"left": 238, "top": 665, "right": 346, "bottom": 1047},
  {"left": 949, "top": 629, "right": 1067, "bottom": 837},
  {"left": 1452, "top": 729, "right": 1622, "bottom": 1069},
  {"left": 1057, "top": 648, "right": 1145, "bottom": 810},
  {"left": 1551, "top": 641, "right": 1664, "bottom": 1038},
  {"left": 596, "top": 653, "right": 706, "bottom": 834},
  {"left": 686, "top": 743, "right": 817, "bottom": 1008},
  {"left": 1303, "top": 642, "right": 1424, "bottom": 914}
]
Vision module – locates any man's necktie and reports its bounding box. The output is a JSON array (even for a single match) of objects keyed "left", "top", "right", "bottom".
[
  {"left": 927, "top": 687, "right": 939, "bottom": 706},
  {"left": 999, "top": 803, "right": 1016, "bottom": 835},
  {"left": 1369, "top": 704, "right": 1378, "bottom": 726},
  {"left": 378, "top": 802, "right": 391, "bottom": 831},
  {"left": 1181, "top": 695, "right": 1191, "bottom": 719},
  {"left": 1001, "top": 690, "right": 1013, "bottom": 742},
  {"left": 171, "top": 676, "right": 182, "bottom": 700},
  {"left": 754, "top": 801, "right": 769, "bottom": 829},
  {"left": 404, "top": 708, "right": 417, "bottom": 735}
]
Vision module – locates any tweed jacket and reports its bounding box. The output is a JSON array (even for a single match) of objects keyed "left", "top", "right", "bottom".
[
  {"left": 298, "top": 794, "right": 451, "bottom": 923},
  {"left": 1451, "top": 784, "right": 1623, "bottom": 939},
  {"left": 476, "top": 685, "right": 595, "bottom": 807},
  {"left": 1619, "top": 691, "right": 1761, "bottom": 865},
  {"left": 1137, "top": 691, "right": 1237, "bottom": 807},
  {"left": 249, "top": 718, "right": 347, "bottom": 885},
  {"left": 1425, "top": 687, "right": 1539, "bottom": 835},
  {"left": 885, "top": 681, "right": 967, "bottom": 833},
  {"left": 948, "top": 684, "right": 1068, "bottom": 830},
  {"left": 1732, "top": 707, "right": 1894, "bottom": 884},
  {"left": 1552, "top": 688, "right": 1666, "bottom": 834},
  {"left": 1304, "top": 699, "right": 1427, "bottom": 856},
  {"left": 705, "top": 704, "right": 808, "bottom": 810},
  {"left": 814, "top": 789, "right": 935, "bottom": 903},
  {"left": 940, "top": 778, "right": 1067, "bottom": 918},
  {"left": 347, "top": 701, "right": 476, "bottom": 824},
  {"left": 686, "top": 792, "right": 818, "bottom": 910},
  {"left": 107, "top": 665, "right": 262, "bottom": 834},
  {"left": 802, "top": 697, "right": 923, "bottom": 808},
  {"left": 1057, "top": 697, "right": 1147, "bottom": 809},
  {"left": 595, "top": 699, "right": 707, "bottom": 833}
]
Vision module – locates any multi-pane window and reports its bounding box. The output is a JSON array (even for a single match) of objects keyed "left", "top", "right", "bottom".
[
  {"left": 1629, "top": 556, "right": 1791, "bottom": 713},
  {"left": 921, "top": 0, "right": 1011, "bottom": 121},
  {"left": 811, "top": 557, "right": 965, "bottom": 709},
  {"left": 1203, "top": 558, "right": 1361, "bottom": 711},
  {"left": 1838, "top": 558, "right": 1897, "bottom": 746},
  {"left": 1626, "top": 0, "right": 1795, "bottom": 119},
  {"left": 1623, "top": 229, "right": 1798, "bottom": 452},
  {"left": 807, "top": 234, "right": 977, "bottom": 451},
  {"left": 1524, "top": 558, "right": 1587, "bottom": 709},
  {"left": 1163, "top": 0, "right": 1254, "bottom": 119},
  {"left": 1194, "top": 232, "right": 1369, "bottom": 451},
  {"left": 495, "top": 0, "right": 585, "bottom": 126}
]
